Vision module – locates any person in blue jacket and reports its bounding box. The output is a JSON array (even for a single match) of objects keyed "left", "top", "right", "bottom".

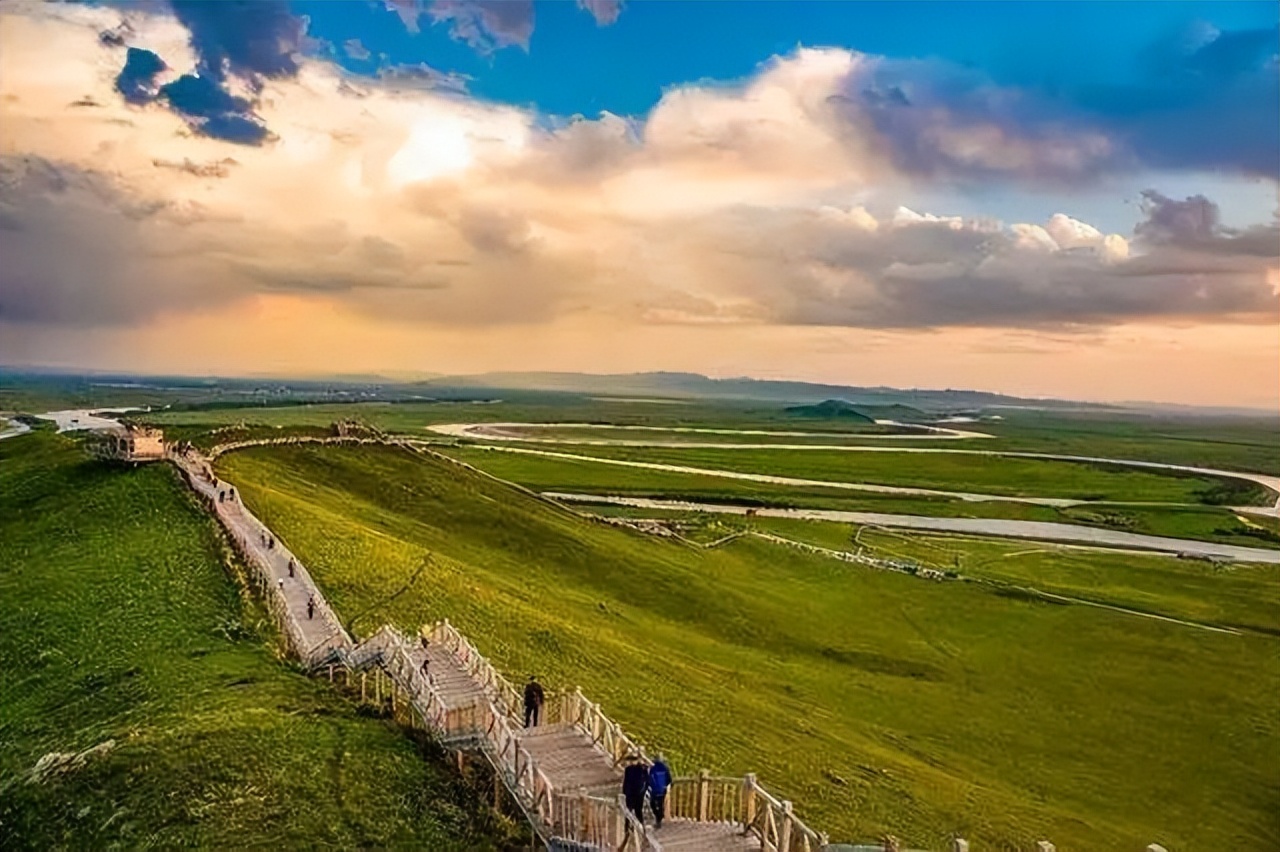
[{"left": 648, "top": 753, "right": 672, "bottom": 828}]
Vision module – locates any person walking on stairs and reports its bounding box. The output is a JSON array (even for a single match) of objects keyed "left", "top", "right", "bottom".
[
  {"left": 648, "top": 753, "right": 672, "bottom": 829},
  {"left": 307, "top": 595, "right": 315, "bottom": 620},
  {"left": 523, "top": 675, "right": 544, "bottom": 728},
  {"left": 288, "top": 559, "right": 295, "bottom": 578},
  {"left": 622, "top": 753, "right": 649, "bottom": 828}
]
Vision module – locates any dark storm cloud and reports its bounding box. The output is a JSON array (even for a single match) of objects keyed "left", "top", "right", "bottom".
[
  {"left": 846, "top": 25, "right": 1280, "bottom": 182},
  {"left": 167, "top": 0, "right": 303, "bottom": 82},
  {"left": 0, "top": 157, "right": 241, "bottom": 326},
  {"left": 1135, "top": 191, "right": 1221, "bottom": 244},
  {"left": 114, "top": 47, "right": 166, "bottom": 105},
  {"left": 1137, "top": 190, "right": 1279, "bottom": 257},
  {"left": 105, "top": 2, "right": 301, "bottom": 144},
  {"left": 157, "top": 74, "right": 270, "bottom": 144}
]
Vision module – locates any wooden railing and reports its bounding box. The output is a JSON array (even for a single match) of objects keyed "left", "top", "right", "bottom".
[
  {"left": 663, "top": 771, "right": 825, "bottom": 851},
  {"left": 666, "top": 771, "right": 747, "bottom": 824},
  {"left": 746, "top": 774, "right": 825, "bottom": 852},
  {"left": 554, "top": 688, "right": 648, "bottom": 766},
  {"left": 427, "top": 619, "right": 524, "bottom": 723},
  {"left": 549, "top": 792, "right": 657, "bottom": 852}
]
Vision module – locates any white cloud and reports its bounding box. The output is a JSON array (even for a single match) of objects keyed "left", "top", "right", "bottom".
[{"left": 0, "top": 4, "right": 1273, "bottom": 339}]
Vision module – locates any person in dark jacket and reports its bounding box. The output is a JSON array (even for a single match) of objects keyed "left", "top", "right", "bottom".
[
  {"left": 648, "top": 753, "right": 672, "bottom": 828},
  {"left": 523, "top": 676, "right": 544, "bottom": 728},
  {"left": 621, "top": 753, "right": 649, "bottom": 826}
]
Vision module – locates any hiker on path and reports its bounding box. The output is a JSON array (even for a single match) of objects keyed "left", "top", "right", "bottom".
[
  {"left": 622, "top": 753, "right": 649, "bottom": 827},
  {"left": 523, "top": 675, "right": 544, "bottom": 728},
  {"left": 277, "top": 578, "right": 285, "bottom": 593},
  {"left": 288, "top": 559, "right": 295, "bottom": 578},
  {"left": 648, "top": 753, "right": 672, "bottom": 828},
  {"left": 307, "top": 595, "right": 315, "bottom": 620}
]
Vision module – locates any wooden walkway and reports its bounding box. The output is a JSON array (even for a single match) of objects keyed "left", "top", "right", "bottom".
[{"left": 171, "top": 446, "right": 819, "bottom": 852}]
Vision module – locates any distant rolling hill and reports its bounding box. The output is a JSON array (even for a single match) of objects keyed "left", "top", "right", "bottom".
[
  {"left": 418, "top": 371, "right": 1099, "bottom": 412},
  {"left": 783, "top": 399, "right": 931, "bottom": 423}
]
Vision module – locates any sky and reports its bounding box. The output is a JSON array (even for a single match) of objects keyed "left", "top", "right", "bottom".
[{"left": 0, "top": 0, "right": 1277, "bottom": 407}]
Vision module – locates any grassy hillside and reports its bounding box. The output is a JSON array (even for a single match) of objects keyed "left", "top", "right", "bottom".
[
  {"left": 218, "top": 443, "right": 1280, "bottom": 852},
  {"left": 0, "top": 433, "right": 513, "bottom": 850},
  {"left": 437, "top": 446, "right": 1280, "bottom": 549}
]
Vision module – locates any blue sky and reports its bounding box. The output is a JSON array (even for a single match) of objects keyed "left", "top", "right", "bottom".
[{"left": 298, "top": 0, "right": 1278, "bottom": 117}]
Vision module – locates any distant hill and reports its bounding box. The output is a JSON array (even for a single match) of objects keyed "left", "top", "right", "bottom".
[
  {"left": 783, "top": 400, "right": 875, "bottom": 422},
  {"left": 418, "top": 371, "right": 1094, "bottom": 412},
  {"left": 783, "top": 400, "right": 935, "bottom": 423}
]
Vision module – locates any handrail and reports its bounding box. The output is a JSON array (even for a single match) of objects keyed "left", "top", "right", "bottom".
[
  {"left": 745, "top": 774, "right": 826, "bottom": 852},
  {"left": 427, "top": 619, "right": 524, "bottom": 724},
  {"left": 558, "top": 687, "right": 648, "bottom": 767}
]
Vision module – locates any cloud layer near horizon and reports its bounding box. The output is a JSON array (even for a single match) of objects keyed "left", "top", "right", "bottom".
[{"left": 0, "top": 2, "right": 1276, "bottom": 404}]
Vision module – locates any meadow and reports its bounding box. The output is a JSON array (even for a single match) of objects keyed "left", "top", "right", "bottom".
[
  {"left": 0, "top": 433, "right": 515, "bottom": 850},
  {"left": 437, "top": 446, "right": 1280, "bottom": 549},
  {"left": 218, "top": 442, "right": 1280, "bottom": 852},
  {"left": 529, "top": 445, "right": 1268, "bottom": 504}
]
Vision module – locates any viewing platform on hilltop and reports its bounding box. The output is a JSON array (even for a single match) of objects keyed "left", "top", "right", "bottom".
[{"left": 87, "top": 424, "right": 167, "bottom": 464}]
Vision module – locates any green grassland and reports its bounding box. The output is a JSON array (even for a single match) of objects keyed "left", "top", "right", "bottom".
[
  {"left": 735, "top": 516, "right": 1280, "bottom": 634},
  {"left": 0, "top": 433, "right": 513, "bottom": 850},
  {"left": 437, "top": 447, "right": 1280, "bottom": 550},
  {"left": 525, "top": 445, "right": 1269, "bottom": 505},
  {"left": 973, "top": 410, "right": 1280, "bottom": 476},
  {"left": 479, "top": 424, "right": 920, "bottom": 444},
  {"left": 217, "top": 442, "right": 1280, "bottom": 852},
  {"left": 136, "top": 396, "right": 1279, "bottom": 472}
]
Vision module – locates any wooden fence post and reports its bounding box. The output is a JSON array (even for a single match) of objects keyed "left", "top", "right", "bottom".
[
  {"left": 779, "top": 800, "right": 793, "bottom": 851},
  {"left": 697, "top": 768, "right": 710, "bottom": 821},
  {"left": 743, "top": 773, "right": 758, "bottom": 832}
]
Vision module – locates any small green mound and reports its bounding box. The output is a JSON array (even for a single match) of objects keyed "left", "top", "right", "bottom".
[{"left": 783, "top": 399, "right": 876, "bottom": 421}]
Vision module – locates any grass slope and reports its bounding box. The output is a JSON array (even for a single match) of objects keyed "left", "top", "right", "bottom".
[
  {"left": 437, "top": 447, "right": 1280, "bottom": 550},
  {"left": 219, "top": 443, "right": 1280, "bottom": 852},
  {"left": 0, "top": 433, "right": 509, "bottom": 850}
]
